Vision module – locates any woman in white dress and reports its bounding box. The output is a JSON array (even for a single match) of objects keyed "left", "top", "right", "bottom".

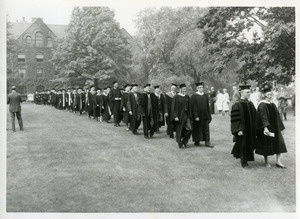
[
  {"left": 216, "top": 89, "right": 224, "bottom": 115},
  {"left": 222, "top": 88, "right": 230, "bottom": 116}
]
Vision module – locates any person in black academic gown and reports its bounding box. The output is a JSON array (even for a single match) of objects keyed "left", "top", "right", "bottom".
[
  {"left": 209, "top": 87, "right": 216, "bottom": 114},
  {"left": 255, "top": 83, "right": 287, "bottom": 168},
  {"left": 139, "top": 84, "right": 158, "bottom": 138},
  {"left": 120, "top": 84, "right": 131, "bottom": 130},
  {"left": 100, "top": 87, "right": 112, "bottom": 122},
  {"left": 94, "top": 88, "right": 102, "bottom": 121},
  {"left": 87, "top": 86, "right": 96, "bottom": 118},
  {"left": 109, "top": 81, "right": 122, "bottom": 127},
  {"left": 154, "top": 85, "right": 166, "bottom": 133},
  {"left": 231, "top": 85, "right": 257, "bottom": 168},
  {"left": 127, "top": 84, "right": 142, "bottom": 134},
  {"left": 172, "top": 84, "right": 192, "bottom": 148},
  {"left": 191, "top": 82, "right": 213, "bottom": 148},
  {"left": 164, "top": 83, "right": 177, "bottom": 138}
]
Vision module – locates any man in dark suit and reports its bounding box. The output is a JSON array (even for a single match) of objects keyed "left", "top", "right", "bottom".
[{"left": 7, "top": 86, "right": 24, "bottom": 132}]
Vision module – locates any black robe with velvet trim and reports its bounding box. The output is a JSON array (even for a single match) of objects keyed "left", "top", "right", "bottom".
[
  {"left": 230, "top": 99, "right": 256, "bottom": 162},
  {"left": 255, "top": 101, "right": 287, "bottom": 156}
]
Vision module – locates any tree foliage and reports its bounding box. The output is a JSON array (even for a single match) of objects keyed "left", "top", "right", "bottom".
[
  {"left": 197, "top": 7, "right": 295, "bottom": 85},
  {"left": 52, "top": 7, "right": 132, "bottom": 87},
  {"left": 132, "top": 7, "right": 239, "bottom": 89}
]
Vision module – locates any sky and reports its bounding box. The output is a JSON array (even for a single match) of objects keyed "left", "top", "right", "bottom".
[{"left": 5, "top": 0, "right": 147, "bottom": 35}]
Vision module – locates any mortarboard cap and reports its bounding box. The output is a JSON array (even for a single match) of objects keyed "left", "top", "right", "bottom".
[
  {"left": 179, "top": 84, "right": 186, "bottom": 88},
  {"left": 112, "top": 81, "right": 118, "bottom": 85},
  {"left": 154, "top": 85, "right": 160, "bottom": 89},
  {"left": 131, "top": 84, "right": 138, "bottom": 87},
  {"left": 144, "top": 84, "right": 151, "bottom": 88},
  {"left": 195, "top": 82, "right": 204, "bottom": 87}
]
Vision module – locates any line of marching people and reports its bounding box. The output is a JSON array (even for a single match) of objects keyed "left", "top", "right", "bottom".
[
  {"left": 32, "top": 81, "right": 289, "bottom": 169},
  {"left": 33, "top": 81, "right": 214, "bottom": 149}
]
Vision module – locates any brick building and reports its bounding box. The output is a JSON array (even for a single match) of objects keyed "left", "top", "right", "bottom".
[{"left": 7, "top": 17, "right": 67, "bottom": 93}]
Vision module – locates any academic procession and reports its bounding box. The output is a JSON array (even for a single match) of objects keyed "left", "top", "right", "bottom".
[{"left": 13, "top": 80, "right": 293, "bottom": 169}]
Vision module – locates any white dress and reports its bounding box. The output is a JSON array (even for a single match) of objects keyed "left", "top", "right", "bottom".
[
  {"left": 222, "top": 93, "right": 230, "bottom": 111},
  {"left": 216, "top": 93, "right": 224, "bottom": 111}
]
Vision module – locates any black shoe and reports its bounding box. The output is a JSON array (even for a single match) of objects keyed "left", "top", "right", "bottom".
[
  {"left": 178, "top": 142, "right": 183, "bottom": 148},
  {"left": 242, "top": 163, "right": 249, "bottom": 168},
  {"left": 150, "top": 132, "right": 154, "bottom": 138},
  {"left": 170, "top": 134, "right": 174, "bottom": 138},
  {"left": 276, "top": 163, "right": 287, "bottom": 169},
  {"left": 20, "top": 128, "right": 24, "bottom": 131},
  {"left": 144, "top": 135, "right": 149, "bottom": 139},
  {"left": 12, "top": 129, "right": 16, "bottom": 132},
  {"left": 133, "top": 131, "right": 137, "bottom": 135},
  {"left": 194, "top": 141, "right": 200, "bottom": 146},
  {"left": 183, "top": 142, "right": 188, "bottom": 148}
]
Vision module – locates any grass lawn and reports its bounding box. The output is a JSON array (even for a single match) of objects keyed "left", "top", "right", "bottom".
[{"left": 6, "top": 103, "right": 296, "bottom": 212}]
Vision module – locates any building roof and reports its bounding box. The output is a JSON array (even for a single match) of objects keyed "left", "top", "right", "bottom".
[{"left": 9, "top": 21, "right": 68, "bottom": 39}]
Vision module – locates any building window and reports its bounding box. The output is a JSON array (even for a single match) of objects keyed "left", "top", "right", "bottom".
[
  {"left": 37, "top": 68, "right": 43, "bottom": 75},
  {"left": 25, "top": 36, "right": 32, "bottom": 45},
  {"left": 47, "top": 37, "right": 53, "bottom": 47},
  {"left": 36, "top": 53, "right": 44, "bottom": 62},
  {"left": 35, "top": 32, "right": 43, "bottom": 46},
  {"left": 18, "top": 53, "right": 25, "bottom": 62},
  {"left": 18, "top": 68, "right": 26, "bottom": 78}
]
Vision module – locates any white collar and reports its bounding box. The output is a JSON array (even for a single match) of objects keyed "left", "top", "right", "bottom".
[
  {"left": 178, "top": 93, "right": 186, "bottom": 96},
  {"left": 196, "top": 91, "right": 204, "bottom": 95}
]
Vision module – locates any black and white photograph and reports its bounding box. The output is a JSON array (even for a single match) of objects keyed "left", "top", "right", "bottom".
[{"left": 1, "top": 0, "right": 298, "bottom": 218}]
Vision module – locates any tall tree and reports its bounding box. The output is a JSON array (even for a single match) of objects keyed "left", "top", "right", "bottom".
[
  {"left": 197, "top": 7, "right": 295, "bottom": 85},
  {"left": 52, "top": 7, "right": 132, "bottom": 87}
]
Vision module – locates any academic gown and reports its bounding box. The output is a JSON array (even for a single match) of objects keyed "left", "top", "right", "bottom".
[
  {"left": 120, "top": 92, "right": 130, "bottom": 124},
  {"left": 230, "top": 99, "right": 256, "bottom": 163},
  {"left": 191, "top": 92, "right": 211, "bottom": 143},
  {"left": 109, "top": 88, "right": 122, "bottom": 124},
  {"left": 101, "top": 94, "right": 111, "bottom": 122},
  {"left": 94, "top": 94, "right": 102, "bottom": 117},
  {"left": 255, "top": 101, "right": 287, "bottom": 156},
  {"left": 139, "top": 92, "right": 158, "bottom": 137},
  {"left": 127, "top": 92, "right": 141, "bottom": 133},
  {"left": 165, "top": 91, "right": 176, "bottom": 136},
  {"left": 155, "top": 93, "right": 166, "bottom": 128},
  {"left": 172, "top": 94, "right": 192, "bottom": 145}
]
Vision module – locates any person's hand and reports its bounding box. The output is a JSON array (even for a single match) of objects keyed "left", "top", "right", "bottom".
[
  {"left": 238, "top": 131, "right": 243, "bottom": 136},
  {"left": 88, "top": 104, "right": 90, "bottom": 106},
  {"left": 123, "top": 107, "right": 126, "bottom": 111},
  {"left": 264, "top": 127, "right": 270, "bottom": 135},
  {"left": 195, "top": 117, "right": 199, "bottom": 121},
  {"left": 165, "top": 113, "right": 168, "bottom": 117},
  {"left": 174, "top": 117, "right": 179, "bottom": 121},
  {"left": 208, "top": 119, "right": 212, "bottom": 123},
  {"left": 129, "top": 111, "right": 132, "bottom": 115},
  {"left": 102, "top": 106, "right": 104, "bottom": 109}
]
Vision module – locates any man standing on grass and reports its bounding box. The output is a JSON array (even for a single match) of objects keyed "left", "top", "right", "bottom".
[
  {"left": 127, "top": 84, "right": 141, "bottom": 135},
  {"left": 7, "top": 86, "right": 24, "bottom": 132},
  {"left": 230, "top": 85, "right": 256, "bottom": 168},
  {"left": 172, "top": 84, "right": 192, "bottom": 148},
  {"left": 191, "top": 82, "right": 213, "bottom": 148},
  {"left": 165, "top": 83, "right": 177, "bottom": 138},
  {"left": 139, "top": 84, "right": 158, "bottom": 139},
  {"left": 109, "top": 81, "right": 122, "bottom": 127}
]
